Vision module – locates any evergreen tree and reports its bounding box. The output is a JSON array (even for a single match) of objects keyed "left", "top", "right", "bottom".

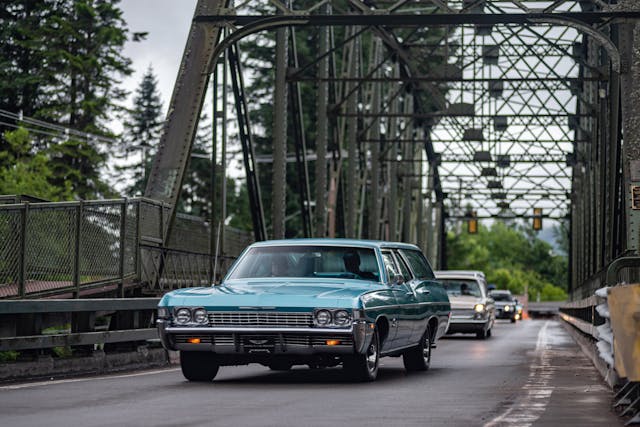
[
  {"left": 0, "top": 0, "right": 134, "bottom": 199},
  {"left": 0, "top": 1, "right": 52, "bottom": 122},
  {"left": 42, "top": 0, "right": 132, "bottom": 198},
  {"left": 121, "top": 65, "right": 163, "bottom": 196},
  {"left": 179, "top": 112, "right": 215, "bottom": 218}
]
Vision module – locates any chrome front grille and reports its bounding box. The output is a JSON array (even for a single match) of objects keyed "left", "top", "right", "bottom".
[
  {"left": 452, "top": 309, "right": 476, "bottom": 317},
  {"left": 208, "top": 311, "right": 313, "bottom": 328}
]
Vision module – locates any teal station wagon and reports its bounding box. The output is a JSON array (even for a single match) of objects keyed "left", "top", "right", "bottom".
[{"left": 157, "top": 239, "right": 451, "bottom": 382}]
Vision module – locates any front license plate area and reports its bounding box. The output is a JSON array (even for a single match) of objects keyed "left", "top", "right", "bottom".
[{"left": 243, "top": 336, "right": 276, "bottom": 353}]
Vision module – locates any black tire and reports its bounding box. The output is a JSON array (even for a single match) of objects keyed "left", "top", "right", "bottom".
[
  {"left": 403, "top": 324, "right": 432, "bottom": 372},
  {"left": 510, "top": 317, "right": 517, "bottom": 323},
  {"left": 268, "top": 361, "right": 293, "bottom": 371},
  {"left": 476, "top": 328, "right": 488, "bottom": 339},
  {"left": 343, "top": 328, "right": 379, "bottom": 381},
  {"left": 180, "top": 351, "right": 220, "bottom": 382}
]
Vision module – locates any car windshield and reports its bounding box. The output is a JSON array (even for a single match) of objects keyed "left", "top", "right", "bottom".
[
  {"left": 228, "top": 245, "right": 380, "bottom": 281},
  {"left": 439, "top": 279, "right": 482, "bottom": 298},
  {"left": 490, "top": 293, "right": 514, "bottom": 302}
]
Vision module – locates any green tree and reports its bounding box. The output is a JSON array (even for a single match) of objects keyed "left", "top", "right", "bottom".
[
  {"left": 43, "top": 0, "right": 132, "bottom": 198},
  {"left": 0, "top": 128, "right": 73, "bottom": 200},
  {"left": 446, "top": 221, "right": 568, "bottom": 301},
  {"left": 0, "top": 0, "right": 134, "bottom": 199},
  {"left": 120, "top": 65, "right": 163, "bottom": 196},
  {"left": 0, "top": 1, "right": 52, "bottom": 124}
]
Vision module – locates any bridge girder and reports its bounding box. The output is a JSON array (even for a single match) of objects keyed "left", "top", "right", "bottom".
[{"left": 146, "top": 0, "right": 640, "bottom": 280}]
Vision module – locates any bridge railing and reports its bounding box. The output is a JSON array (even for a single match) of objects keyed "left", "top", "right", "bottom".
[
  {"left": 0, "top": 197, "right": 251, "bottom": 298},
  {"left": 561, "top": 256, "right": 640, "bottom": 399},
  {"left": 0, "top": 298, "right": 160, "bottom": 353}
]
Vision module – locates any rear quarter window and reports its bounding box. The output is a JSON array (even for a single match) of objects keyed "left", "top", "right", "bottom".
[{"left": 399, "top": 249, "right": 435, "bottom": 280}]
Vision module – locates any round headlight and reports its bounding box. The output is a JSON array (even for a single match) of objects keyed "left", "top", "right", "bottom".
[
  {"left": 315, "top": 309, "right": 332, "bottom": 326},
  {"left": 175, "top": 308, "right": 191, "bottom": 324},
  {"left": 333, "top": 310, "right": 351, "bottom": 327},
  {"left": 193, "top": 308, "right": 208, "bottom": 324},
  {"left": 473, "top": 303, "right": 485, "bottom": 313},
  {"left": 504, "top": 305, "right": 511, "bottom": 312}
]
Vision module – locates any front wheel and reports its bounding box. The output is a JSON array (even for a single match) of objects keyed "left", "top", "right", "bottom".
[
  {"left": 343, "top": 328, "right": 379, "bottom": 381},
  {"left": 403, "top": 324, "right": 432, "bottom": 372},
  {"left": 476, "top": 328, "right": 489, "bottom": 340},
  {"left": 268, "top": 360, "right": 293, "bottom": 371},
  {"left": 180, "top": 351, "right": 219, "bottom": 382}
]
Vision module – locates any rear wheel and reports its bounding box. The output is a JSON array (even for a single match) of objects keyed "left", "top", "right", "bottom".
[
  {"left": 343, "top": 328, "right": 379, "bottom": 381},
  {"left": 403, "top": 324, "right": 432, "bottom": 372},
  {"left": 180, "top": 351, "right": 219, "bottom": 382}
]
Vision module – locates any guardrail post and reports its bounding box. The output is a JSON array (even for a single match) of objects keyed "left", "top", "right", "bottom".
[
  {"left": 118, "top": 198, "right": 127, "bottom": 298},
  {"left": 73, "top": 201, "right": 83, "bottom": 298},
  {"left": 18, "top": 202, "right": 28, "bottom": 298},
  {"left": 135, "top": 200, "right": 141, "bottom": 282}
]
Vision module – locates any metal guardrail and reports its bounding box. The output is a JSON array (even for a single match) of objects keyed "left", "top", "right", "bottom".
[
  {"left": 563, "top": 256, "right": 640, "bottom": 341},
  {"left": 563, "top": 256, "right": 640, "bottom": 423},
  {"left": 0, "top": 197, "right": 251, "bottom": 299},
  {"left": 0, "top": 298, "right": 160, "bottom": 352}
]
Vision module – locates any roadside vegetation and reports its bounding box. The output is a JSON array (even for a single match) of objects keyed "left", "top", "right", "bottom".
[{"left": 447, "top": 222, "right": 568, "bottom": 301}]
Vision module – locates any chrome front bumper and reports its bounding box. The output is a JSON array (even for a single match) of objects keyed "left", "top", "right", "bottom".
[{"left": 157, "top": 319, "right": 374, "bottom": 355}]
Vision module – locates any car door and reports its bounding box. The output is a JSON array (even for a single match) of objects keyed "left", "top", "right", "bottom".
[
  {"left": 381, "top": 250, "right": 416, "bottom": 349},
  {"left": 399, "top": 249, "right": 449, "bottom": 342}
]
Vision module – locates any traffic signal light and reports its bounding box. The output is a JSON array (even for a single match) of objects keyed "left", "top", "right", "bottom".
[
  {"left": 468, "top": 211, "right": 478, "bottom": 234},
  {"left": 533, "top": 208, "right": 542, "bottom": 230}
]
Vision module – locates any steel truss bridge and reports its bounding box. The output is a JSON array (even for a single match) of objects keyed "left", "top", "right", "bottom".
[
  {"left": 133, "top": 0, "right": 639, "bottom": 300},
  {"left": 0, "top": 1, "right": 639, "bottom": 300}
]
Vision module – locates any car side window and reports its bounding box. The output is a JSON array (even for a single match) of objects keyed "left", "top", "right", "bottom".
[
  {"left": 392, "top": 250, "right": 413, "bottom": 281},
  {"left": 381, "top": 251, "right": 400, "bottom": 283},
  {"left": 399, "top": 249, "right": 435, "bottom": 280}
]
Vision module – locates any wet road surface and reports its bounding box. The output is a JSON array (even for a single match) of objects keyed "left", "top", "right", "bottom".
[{"left": 0, "top": 319, "right": 621, "bottom": 427}]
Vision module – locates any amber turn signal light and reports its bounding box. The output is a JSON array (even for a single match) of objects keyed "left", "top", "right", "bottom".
[
  {"left": 326, "top": 340, "right": 341, "bottom": 346},
  {"left": 187, "top": 338, "right": 201, "bottom": 344}
]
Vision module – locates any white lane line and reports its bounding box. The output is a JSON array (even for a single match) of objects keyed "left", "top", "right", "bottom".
[
  {"left": 0, "top": 367, "right": 180, "bottom": 390},
  {"left": 484, "top": 320, "right": 554, "bottom": 427}
]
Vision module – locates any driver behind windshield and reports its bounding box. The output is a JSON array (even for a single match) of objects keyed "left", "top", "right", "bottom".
[{"left": 343, "top": 252, "right": 375, "bottom": 280}]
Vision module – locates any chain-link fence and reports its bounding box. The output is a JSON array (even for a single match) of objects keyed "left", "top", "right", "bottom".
[{"left": 0, "top": 197, "right": 252, "bottom": 298}]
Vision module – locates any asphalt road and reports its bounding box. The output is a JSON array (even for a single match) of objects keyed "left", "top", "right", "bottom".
[{"left": 0, "top": 320, "right": 622, "bottom": 427}]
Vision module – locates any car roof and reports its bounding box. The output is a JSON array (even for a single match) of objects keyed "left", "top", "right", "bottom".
[
  {"left": 248, "top": 238, "right": 420, "bottom": 251},
  {"left": 434, "top": 270, "right": 486, "bottom": 279}
]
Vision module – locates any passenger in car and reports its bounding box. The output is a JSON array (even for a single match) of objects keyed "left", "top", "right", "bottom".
[{"left": 460, "top": 283, "right": 471, "bottom": 296}]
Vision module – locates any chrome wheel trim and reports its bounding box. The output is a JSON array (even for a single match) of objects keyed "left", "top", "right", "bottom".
[
  {"left": 366, "top": 335, "right": 378, "bottom": 373},
  {"left": 422, "top": 332, "right": 431, "bottom": 361}
]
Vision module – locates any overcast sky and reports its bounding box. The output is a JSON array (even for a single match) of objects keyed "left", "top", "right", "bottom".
[{"left": 119, "top": 0, "right": 198, "bottom": 115}]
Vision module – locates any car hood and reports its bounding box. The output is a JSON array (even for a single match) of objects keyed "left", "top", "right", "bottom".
[
  {"left": 448, "top": 295, "right": 485, "bottom": 310},
  {"left": 160, "top": 279, "right": 380, "bottom": 310}
]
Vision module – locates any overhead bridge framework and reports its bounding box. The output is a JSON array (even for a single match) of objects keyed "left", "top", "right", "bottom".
[{"left": 144, "top": 0, "right": 640, "bottom": 297}]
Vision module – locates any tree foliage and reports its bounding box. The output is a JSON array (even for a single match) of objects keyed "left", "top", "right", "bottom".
[
  {"left": 120, "top": 65, "right": 163, "bottom": 196},
  {"left": 0, "top": 0, "right": 132, "bottom": 199},
  {"left": 0, "top": 128, "right": 73, "bottom": 200},
  {"left": 446, "top": 222, "right": 568, "bottom": 301}
]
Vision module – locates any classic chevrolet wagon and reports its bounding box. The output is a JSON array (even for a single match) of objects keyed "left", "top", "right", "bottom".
[{"left": 157, "top": 239, "right": 451, "bottom": 382}]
